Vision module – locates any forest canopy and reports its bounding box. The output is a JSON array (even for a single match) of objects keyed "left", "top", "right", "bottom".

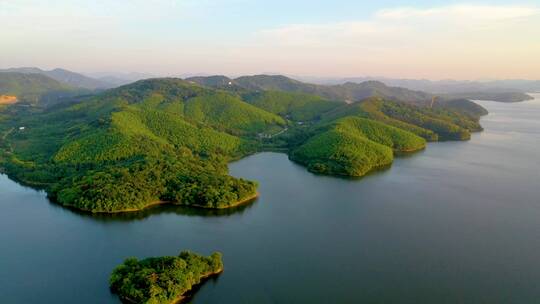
[
  {"left": 0, "top": 77, "right": 486, "bottom": 213},
  {"left": 110, "top": 251, "right": 223, "bottom": 304}
]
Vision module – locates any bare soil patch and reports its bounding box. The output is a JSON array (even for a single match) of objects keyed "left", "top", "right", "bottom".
[{"left": 0, "top": 95, "right": 18, "bottom": 104}]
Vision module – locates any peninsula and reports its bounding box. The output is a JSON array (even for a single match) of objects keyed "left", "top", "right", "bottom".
[{"left": 0, "top": 74, "right": 485, "bottom": 213}]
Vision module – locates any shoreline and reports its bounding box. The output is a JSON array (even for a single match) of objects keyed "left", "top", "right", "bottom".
[
  {"left": 394, "top": 145, "right": 426, "bottom": 154},
  {"left": 290, "top": 144, "right": 426, "bottom": 179},
  {"left": 172, "top": 268, "right": 224, "bottom": 304},
  {"left": 0, "top": 165, "right": 260, "bottom": 215},
  {"left": 83, "top": 192, "right": 260, "bottom": 214},
  {"left": 2, "top": 127, "right": 470, "bottom": 215},
  {"left": 118, "top": 268, "right": 224, "bottom": 304}
]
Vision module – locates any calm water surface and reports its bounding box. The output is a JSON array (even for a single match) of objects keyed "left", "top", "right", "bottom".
[{"left": 1, "top": 95, "right": 540, "bottom": 303}]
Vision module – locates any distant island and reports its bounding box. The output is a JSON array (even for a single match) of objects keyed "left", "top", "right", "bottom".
[
  {"left": 443, "top": 92, "right": 534, "bottom": 103},
  {"left": 0, "top": 72, "right": 486, "bottom": 213},
  {"left": 110, "top": 251, "right": 223, "bottom": 304}
]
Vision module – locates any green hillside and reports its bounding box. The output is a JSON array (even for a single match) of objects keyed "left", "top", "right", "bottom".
[
  {"left": 435, "top": 98, "right": 489, "bottom": 116},
  {"left": 242, "top": 90, "right": 343, "bottom": 121},
  {"left": 445, "top": 92, "right": 534, "bottom": 103},
  {"left": 0, "top": 79, "right": 269, "bottom": 212},
  {"left": 234, "top": 75, "right": 432, "bottom": 103},
  {"left": 232, "top": 75, "right": 490, "bottom": 118},
  {"left": 0, "top": 67, "right": 112, "bottom": 89},
  {"left": 186, "top": 75, "right": 234, "bottom": 87},
  {"left": 290, "top": 117, "right": 426, "bottom": 176},
  {"left": 0, "top": 77, "right": 486, "bottom": 212},
  {"left": 235, "top": 75, "right": 317, "bottom": 92},
  {"left": 377, "top": 100, "right": 480, "bottom": 140},
  {"left": 0, "top": 72, "right": 81, "bottom": 105},
  {"left": 110, "top": 251, "right": 223, "bottom": 304},
  {"left": 184, "top": 91, "right": 286, "bottom": 135},
  {"left": 333, "top": 117, "right": 427, "bottom": 152},
  {"left": 102, "top": 78, "right": 285, "bottom": 136},
  {"left": 322, "top": 97, "right": 482, "bottom": 141},
  {"left": 321, "top": 100, "right": 437, "bottom": 140}
]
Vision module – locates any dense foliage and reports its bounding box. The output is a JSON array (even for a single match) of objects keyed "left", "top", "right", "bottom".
[
  {"left": 110, "top": 251, "right": 223, "bottom": 304},
  {"left": 434, "top": 98, "right": 489, "bottom": 117},
  {"left": 0, "top": 79, "right": 264, "bottom": 212},
  {"left": 333, "top": 117, "right": 427, "bottom": 151},
  {"left": 186, "top": 75, "right": 235, "bottom": 88},
  {"left": 321, "top": 97, "right": 482, "bottom": 141},
  {"left": 234, "top": 75, "right": 436, "bottom": 103},
  {"left": 0, "top": 76, "right": 487, "bottom": 211},
  {"left": 49, "top": 155, "right": 258, "bottom": 212},
  {"left": 0, "top": 67, "right": 112, "bottom": 90},
  {"left": 378, "top": 101, "right": 475, "bottom": 140},
  {"left": 0, "top": 72, "right": 84, "bottom": 105},
  {"left": 183, "top": 91, "right": 286, "bottom": 135},
  {"left": 290, "top": 117, "right": 425, "bottom": 176},
  {"left": 242, "top": 90, "right": 342, "bottom": 121},
  {"left": 320, "top": 98, "right": 436, "bottom": 140}
]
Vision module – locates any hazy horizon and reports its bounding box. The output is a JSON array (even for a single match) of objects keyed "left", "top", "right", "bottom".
[
  {"left": 1, "top": 1, "right": 540, "bottom": 80},
  {"left": 3, "top": 66, "right": 540, "bottom": 83}
]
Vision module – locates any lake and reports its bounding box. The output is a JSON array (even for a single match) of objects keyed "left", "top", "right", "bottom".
[{"left": 1, "top": 94, "right": 539, "bottom": 303}]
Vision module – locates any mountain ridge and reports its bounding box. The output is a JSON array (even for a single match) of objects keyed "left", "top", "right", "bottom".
[
  {"left": 0, "top": 67, "right": 113, "bottom": 90},
  {"left": 303, "top": 76, "right": 538, "bottom": 102}
]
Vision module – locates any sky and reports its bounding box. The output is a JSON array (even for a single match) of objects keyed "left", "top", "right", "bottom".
[{"left": 1, "top": 0, "right": 539, "bottom": 80}]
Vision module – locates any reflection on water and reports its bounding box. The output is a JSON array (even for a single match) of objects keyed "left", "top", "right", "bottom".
[{"left": 50, "top": 198, "right": 259, "bottom": 222}]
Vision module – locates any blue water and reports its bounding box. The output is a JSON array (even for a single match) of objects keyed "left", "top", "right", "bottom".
[{"left": 1, "top": 95, "right": 539, "bottom": 303}]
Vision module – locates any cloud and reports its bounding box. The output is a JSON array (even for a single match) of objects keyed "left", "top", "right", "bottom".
[
  {"left": 0, "top": 2, "right": 538, "bottom": 79},
  {"left": 259, "top": 4, "right": 540, "bottom": 44},
  {"left": 376, "top": 4, "right": 539, "bottom": 20},
  {"left": 251, "top": 4, "right": 540, "bottom": 79}
]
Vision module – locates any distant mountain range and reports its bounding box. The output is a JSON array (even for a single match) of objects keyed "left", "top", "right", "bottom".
[
  {"left": 0, "top": 67, "right": 113, "bottom": 90},
  {"left": 342, "top": 77, "right": 540, "bottom": 93},
  {"left": 187, "top": 75, "right": 435, "bottom": 104},
  {"left": 300, "top": 76, "right": 540, "bottom": 102},
  {"left": 187, "top": 74, "right": 495, "bottom": 111},
  {"left": 0, "top": 72, "right": 87, "bottom": 106},
  {"left": 0, "top": 77, "right": 485, "bottom": 213},
  {"left": 86, "top": 71, "right": 156, "bottom": 87},
  {"left": 1, "top": 66, "right": 536, "bottom": 105}
]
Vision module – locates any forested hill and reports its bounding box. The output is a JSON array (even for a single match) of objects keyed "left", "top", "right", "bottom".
[
  {"left": 0, "top": 72, "right": 86, "bottom": 106},
  {"left": 189, "top": 74, "right": 485, "bottom": 115},
  {"left": 316, "top": 76, "right": 538, "bottom": 102},
  {"left": 187, "top": 74, "right": 432, "bottom": 103},
  {"left": 186, "top": 75, "right": 235, "bottom": 88},
  {"left": 0, "top": 78, "right": 283, "bottom": 213},
  {"left": 110, "top": 251, "right": 223, "bottom": 303},
  {"left": 442, "top": 92, "right": 534, "bottom": 103},
  {"left": 0, "top": 77, "right": 486, "bottom": 213},
  {"left": 0, "top": 67, "right": 112, "bottom": 90}
]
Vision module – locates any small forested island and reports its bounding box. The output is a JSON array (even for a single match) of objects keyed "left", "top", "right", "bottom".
[
  {"left": 110, "top": 251, "right": 223, "bottom": 304},
  {"left": 0, "top": 72, "right": 486, "bottom": 213},
  {"left": 445, "top": 91, "right": 534, "bottom": 103}
]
